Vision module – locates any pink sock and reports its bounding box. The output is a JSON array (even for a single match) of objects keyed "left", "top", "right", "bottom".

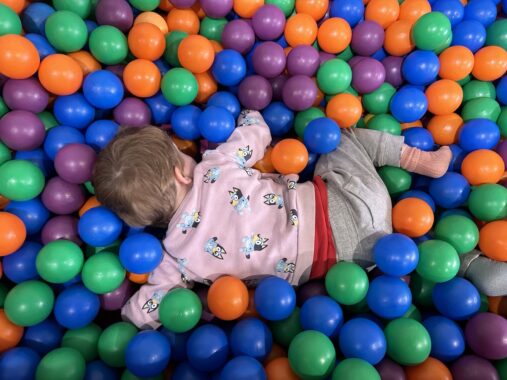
[{"left": 400, "top": 145, "right": 452, "bottom": 178}]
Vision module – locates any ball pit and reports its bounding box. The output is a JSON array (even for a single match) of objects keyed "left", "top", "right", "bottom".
[{"left": 0, "top": 0, "right": 506, "bottom": 378}]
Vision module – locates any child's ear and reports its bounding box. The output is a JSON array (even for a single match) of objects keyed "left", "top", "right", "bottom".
[{"left": 174, "top": 166, "right": 192, "bottom": 185}]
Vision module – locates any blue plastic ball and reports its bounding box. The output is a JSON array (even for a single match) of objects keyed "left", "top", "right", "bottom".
[
  {"left": 389, "top": 86, "right": 428, "bottom": 123},
  {"left": 0, "top": 347, "right": 40, "bottom": 380},
  {"left": 186, "top": 325, "right": 229, "bottom": 372},
  {"left": 25, "top": 34, "right": 57, "bottom": 60},
  {"left": 398, "top": 190, "right": 436, "bottom": 212},
  {"left": 449, "top": 144, "right": 467, "bottom": 172},
  {"left": 22, "top": 2, "right": 55, "bottom": 34},
  {"left": 329, "top": 0, "right": 364, "bottom": 27},
  {"left": 84, "top": 361, "right": 119, "bottom": 380},
  {"left": 303, "top": 117, "right": 341, "bottom": 154},
  {"left": 145, "top": 92, "right": 176, "bottom": 124},
  {"left": 160, "top": 329, "right": 191, "bottom": 363},
  {"left": 372, "top": 47, "right": 387, "bottom": 61},
  {"left": 3, "top": 242, "right": 41, "bottom": 283},
  {"left": 5, "top": 198, "right": 50, "bottom": 235},
  {"left": 125, "top": 331, "right": 171, "bottom": 377},
  {"left": 422, "top": 316, "right": 465, "bottom": 362},
  {"left": 220, "top": 356, "right": 266, "bottom": 380},
  {"left": 198, "top": 106, "right": 236, "bottom": 143},
  {"left": 338, "top": 318, "right": 387, "bottom": 365},
  {"left": 432, "top": 277, "right": 481, "bottom": 320},
  {"left": 54, "top": 284, "right": 100, "bottom": 329},
  {"left": 43, "top": 126, "right": 85, "bottom": 160},
  {"left": 463, "top": 0, "right": 497, "bottom": 27},
  {"left": 402, "top": 127, "right": 434, "bottom": 151},
  {"left": 53, "top": 94, "right": 96, "bottom": 129},
  {"left": 432, "top": 0, "right": 464, "bottom": 27},
  {"left": 77, "top": 206, "right": 123, "bottom": 247},
  {"left": 262, "top": 102, "right": 295, "bottom": 137},
  {"left": 211, "top": 49, "right": 247, "bottom": 86},
  {"left": 300, "top": 296, "right": 343, "bottom": 337},
  {"left": 438, "top": 208, "right": 472, "bottom": 220},
  {"left": 154, "top": 59, "right": 171, "bottom": 76},
  {"left": 15, "top": 149, "right": 54, "bottom": 178},
  {"left": 21, "top": 318, "right": 65, "bottom": 356},
  {"left": 452, "top": 20, "right": 486, "bottom": 52},
  {"left": 373, "top": 233, "right": 419, "bottom": 277},
  {"left": 402, "top": 50, "right": 440, "bottom": 86},
  {"left": 83, "top": 70, "right": 125, "bottom": 110},
  {"left": 254, "top": 277, "right": 296, "bottom": 321},
  {"left": 366, "top": 275, "right": 412, "bottom": 319},
  {"left": 458, "top": 118, "right": 501, "bottom": 152},
  {"left": 119, "top": 233, "right": 163, "bottom": 274},
  {"left": 497, "top": 76, "right": 507, "bottom": 106},
  {"left": 207, "top": 92, "right": 241, "bottom": 119},
  {"left": 171, "top": 105, "right": 202, "bottom": 141},
  {"left": 172, "top": 361, "right": 209, "bottom": 380},
  {"left": 85, "top": 120, "right": 119, "bottom": 151},
  {"left": 299, "top": 152, "right": 320, "bottom": 183},
  {"left": 230, "top": 318, "right": 273, "bottom": 361},
  {"left": 429, "top": 172, "right": 470, "bottom": 208}
]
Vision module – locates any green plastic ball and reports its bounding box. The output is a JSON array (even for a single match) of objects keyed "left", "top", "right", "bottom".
[
  {"left": 45, "top": 10, "right": 88, "bottom": 53},
  {"left": 200, "top": 17, "right": 227, "bottom": 42},
  {"left": 468, "top": 184, "right": 507, "bottom": 221},
  {"left": 412, "top": 12, "right": 452, "bottom": 52},
  {"left": 462, "top": 80, "right": 496, "bottom": 102},
  {"left": 266, "top": 0, "right": 295, "bottom": 17},
  {"left": 129, "top": 0, "right": 159, "bottom": 11},
  {"left": 384, "top": 318, "right": 431, "bottom": 366},
  {"left": 121, "top": 370, "right": 163, "bottom": 380},
  {"left": 434, "top": 215, "right": 479, "bottom": 254},
  {"left": 36, "top": 240, "right": 84, "bottom": 284},
  {"left": 82, "top": 252, "right": 126, "bottom": 294},
  {"left": 325, "top": 262, "right": 369, "bottom": 306},
  {"left": 495, "top": 358, "right": 507, "bottom": 380},
  {"left": 295, "top": 107, "right": 326, "bottom": 137},
  {"left": 332, "top": 358, "right": 381, "bottom": 380},
  {"left": 457, "top": 75, "right": 471, "bottom": 87},
  {"left": 36, "top": 348, "right": 86, "bottom": 380},
  {"left": 461, "top": 97, "right": 501, "bottom": 122},
  {"left": 367, "top": 114, "right": 401, "bottom": 135},
  {"left": 336, "top": 45, "right": 354, "bottom": 62},
  {"left": 416, "top": 240, "right": 459, "bottom": 283},
  {"left": 0, "top": 160, "right": 45, "bottom": 201},
  {"left": 61, "top": 324, "right": 102, "bottom": 362},
  {"left": 288, "top": 330, "right": 336, "bottom": 380},
  {"left": 362, "top": 83, "right": 396, "bottom": 115},
  {"left": 4, "top": 280, "right": 54, "bottom": 326},
  {"left": 164, "top": 31, "right": 188, "bottom": 67},
  {"left": 159, "top": 288, "right": 202, "bottom": 333},
  {"left": 0, "top": 282, "right": 8, "bottom": 308},
  {"left": 0, "top": 142, "right": 11, "bottom": 166},
  {"left": 498, "top": 107, "right": 507, "bottom": 138},
  {"left": 269, "top": 308, "right": 302, "bottom": 348},
  {"left": 403, "top": 304, "right": 422, "bottom": 322},
  {"left": 0, "top": 97, "right": 8, "bottom": 118},
  {"left": 98, "top": 322, "right": 138, "bottom": 367},
  {"left": 161, "top": 68, "right": 198, "bottom": 106},
  {"left": 0, "top": 3, "right": 21, "bottom": 36},
  {"left": 317, "top": 59, "right": 352, "bottom": 95},
  {"left": 53, "top": 0, "right": 92, "bottom": 18},
  {"left": 409, "top": 272, "right": 435, "bottom": 308},
  {"left": 378, "top": 166, "right": 411, "bottom": 197},
  {"left": 486, "top": 19, "right": 507, "bottom": 50},
  {"left": 89, "top": 26, "right": 128, "bottom": 65},
  {"left": 38, "top": 111, "right": 59, "bottom": 131}
]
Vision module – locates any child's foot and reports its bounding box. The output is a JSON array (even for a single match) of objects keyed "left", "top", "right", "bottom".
[{"left": 400, "top": 145, "right": 452, "bottom": 178}]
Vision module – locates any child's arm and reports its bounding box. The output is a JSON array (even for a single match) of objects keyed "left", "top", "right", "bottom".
[{"left": 459, "top": 250, "right": 507, "bottom": 297}]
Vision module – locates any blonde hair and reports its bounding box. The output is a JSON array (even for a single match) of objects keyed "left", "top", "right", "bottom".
[{"left": 93, "top": 126, "right": 183, "bottom": 227}]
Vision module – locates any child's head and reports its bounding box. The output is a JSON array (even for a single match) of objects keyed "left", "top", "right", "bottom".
[{"left": 93, "top": 126, "right": 194, "bottom": 227}]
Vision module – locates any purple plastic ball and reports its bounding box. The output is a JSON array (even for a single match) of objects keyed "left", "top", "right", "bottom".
[
  {"left": 297, "top": 281, "right": 327, "bottom": 306},
  {"left": 375, "top": 358, "right": 406, "bottom": 380},
  {"left": 2, "top": 78, "right": 49, "bottom": 113},
  {"left": 451, "top": 355, "right": 500, "bottom": 380},
  {"left": 465, "top": 313, "right": 507, "bottom": 360},
  {"left": 200, "top": 0, "right": 233, "bottom": 18},
  {"left": 352, "top": 58, "right": 385, "bottom": 94},
  {"left": 222, "top": 20, "right": 256, "bottom": 54},
  {"left": 271, "top": 74, "right": 288, "bottom": 101},
  {"left": 100, "top": 278, "right": 135, "bottom": 311},
  {"left": 496, "top": 140, "right": 507, "bottom": 168},
  {"left": 319, "top": 51, "right": 335, "bottom": 65},
  {"left": 95, "top": 0, "right": 134, "bottom": 33},
  {"left": 238, "top": 75, "right": 273, "bottom": 110},
  {"left": 0, "top": 110, "right": 46, "bottom": 151},
  {"left": 42, "top": 177, "right": 86, "bottom": 215},
  {"left": 170, "top": 0, "right": 196, "bottom": 8},
  {"left": 41, "top": 216, "right": 82, "bottom": 245},
  {"left": 282, "top": 75, "right": 318, "bottom": 111},
  {"left": 348, "top": 56, "right": 367, "bottom": 68},
  {"left": 351, "top": 21, "right": 385, "bottom": 56},
  {"left": 113, "top": 98, "right": 151, "bottom": 127},
  {"left": 287, "top": 45, "right": 320, "bottom": 77},
  {"left": 252, "top": 4, "right": 286, "bottom": 40},
  {"left": 252, "top": 41, "right": 286, "bottom": 78},
  {"left": 54, "top": 143, "right": 97, "bottom": 185},
  {"left": 382, "top": 56, "right": 404, "bottom": 88}
]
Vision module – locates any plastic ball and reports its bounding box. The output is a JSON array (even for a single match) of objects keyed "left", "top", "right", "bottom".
[
  {"left": 326, "top": 93, "right": 363, "bottom": 128},
  {"left": 125, "top": 331, "right": 171, "bottom": 377},
  {"left": 472, "top": 46, "right": 507, "bottom": 82},
  {"left": 351, "top": 21, "right": 384, "bottom": 57},
  {"left": 0, "top": 347, "right": 40, "bottom": 380},
  {"left": 2, "top": 78, "right": 49, "bottom": 113},
  {"left": 465, "top": 313, "right": 507, "bottom": 360},
  {"left": 389, "top": 86, "right": 428, "bottom": 123},
  {"left": 416, "top": 239, "right": 459, "bottom": 283},
  {"left": 44, "top": 126, "right": 85, "bottom": 160},
  {"left": 0, "top": 34, "right": 40, "bottom": 80},
  {"left": 89, "top": 25, "right": 128, "bottom": 65},
  {"left": 382, "top": 55, "right": 404, "bottom": 88},
  {"left": 325, "top": 262, "right": 369, "bottom": 305},
  {"left": 434, "top": 215, "right": 479, "bottom": 254},
  {"left": 426, "top": 79, "right": 463, "bottom": 115},
  {"left": 0, "top": 159, "right": 45, "bottom": 202},
  {"left": 261, "top": 102, "right": 294, "bottom": 137},
  {"left": 461, "top": 149, "right": 504, "bottom": 186},
  {"left": 99, "top": 277, "right": 133, "bottom": 312},
  {"left": 373, "top": 233, "right": 419, "bottom": 277},
  {"left": 300, "top": 295, "right": 343, "bottom": 337},
  {"left": 230, "top": 317, "right": 273, "bottom": 360},
  {"left": 254, "top": 277, "right": 296, "bottom": 321},
  {"left": 459, "top": 119, "right": 501, "bottom": 153},
  {"left": 271, "top": 138, "right": 309, "bottom": 174},
  {"left": 207, "top": 276, "right": 248, "bottom": 321},
  {"left": 402, "top": 127, "right": 434, "bottom": 151},
  {"left": 318, "top": 17, "right": 352, "bottom": 55},
  {"left": 22, "top": 2, "right": 54, "bottom": 34},
  {"left": 54, "top": 143, "right": 96, "bottom": 185},
  {"left": 35, "top": 347, "right": 85, "bottom": 380},
  {"left": 438, "top": 46, "right": 474, "bottom": 81},
  {"left": 252, "top": 4, "right": 286, "bottom": 41},
  {"left": 452, "top": 20, "right": 486, "bottom": 53},
  {"left": 113, "top": 97, "right": 151, "bottom": 128},
  {"left": 186, "top": 324, "right": 229, "bottom": 372},
  {"left": 36, "top": 239, "right": 83, "bottom": 284},
  {"left": 159, "top": 288, "right": 202, "bottom": 333},
  {"left": 122, "top": 59, "right": 161, "bottom": 98},
  {"left": 303, "top": 117, "right": 341, "bottom": 154},
  {"left": 432, "top": 0, "right": 464, "bottom": 27},
  {"left": 3, "top": 241, "right": 40, "bottom": 283},
  {"left": 119, "top": 233, "right": 162, "bottom": 274},
  {"left": 332, "top": 358, "right": 381, "bottom": 380},
  {"left": 384, "top": 318, "right": 431, "bottom": 366},
  {"left": 222, "top": 19, "right": 255, "bottom": 54},
  {"left": 127, "top": 22, "right": 165, "bottom": 61},
  {"left": 339, "top": 318, "right": 386, "bottom": 365},
  {"left": 211, "top": 49, "right": 246, "bottom": 87},
  {"left": 85, "top": 120, "right": 119, "bottom": 151},
  {"left": 317, "top": 58, "right": 352, "bottom": 95},
  {"left": 286, "top": 45, "right": 319, "bottom": 78},
  {"left": 198, "top": 105, "right": 235, "bottom": 143},
  {"left": 160, "top": 68, "right": 198, "bottom": 107},
  {"left": 428, "top": 172, "right": 470, "bottom": 209},
  {"left": 422, "top": 316, "right": 465, "bottom": 362},
  {"left": 78, "top": 207, "right": 122, "bottom": 247},
  {"left": 21, "top": 317, "right": 64, "bottom": 356},
  {"left": 0, "top": 110, "right": 46, "bottom": 151},
  {"left": 45, "top": 10, "right": 88, "bottom": 53},
  {"left": 412, "top": 12, "right": 452, "bottom": 52},
  {"left": 392, "top": 197, "right": 434, "bottom": 237},
  {"left": 284, "top": 13, "right": 318, "bottom": 47},
  {"left": 170, "top": 105, "right": 201, "bottom": 141},
  {"left": 464, "top": 0, "right": 496, "bottom": 28},
  {"left": 351, "top": 57, "right": 385, "bottom": 94},
  {"left": 81, "top": 252, "right": 126, "bottom": 294},
  {"left": 38, "top": 54, "right": 83, "bottom": 96},
  {"left": 264, "top": 357, "right": 299, "bottom": 380},
  {"left": 177, "top": 35, "right": 214, "bottom": 75},
  {"left": 329, "top": 0, "right": 364, "bottom": 27},
  {"left": 288, "top": 330, "right": 336, "bottom": 379},
  {"left": 479, "top": 220, "right": 507, "bottom": 261},
  {"left": 221, "top": 356, "right": 267, "bottom": 380},
  {"left": 451, "top": 355, "right": 500, "bottom": 380},
  {"left": 4, "top": 280, "right": 54, "bottom": 326},
  {"left": 208, "top": 92, "right": 241, "bottom": 119},
  {"left": 252, "top": 41, "right": 286, "bottom": 78},
  {"left": 432, "top": 277, "right": 481, "bottom": 320},
  {"left": 54, "top": 284, "right": 100, "bottom": 329},
  {"left": 366, "top": 275, "right": 412, "bottom": 319}
]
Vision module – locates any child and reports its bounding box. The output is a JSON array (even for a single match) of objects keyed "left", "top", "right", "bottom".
[{"left": 93, "top": 110, "right": 504, "bottom": 330}]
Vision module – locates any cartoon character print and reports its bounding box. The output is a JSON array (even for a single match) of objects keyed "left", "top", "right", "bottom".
[
  {"left": 176, "top": 211, "right": 201, "bottom": 234},
  {"left": 229, "top": 187, "right": 250, "bottom": 214},
  {"left": 235, "top": 145, "right": 253, "bottom": 169},
  {"left": 203, "top": 167, "right": 220, "bottom": 183},
  {"left": 142, "top": 291, "right": 164, "bottom": 314},
  {"left": 238, "top": 111, "right": 261, "bottom": 127},
  {"left": 263, "top": 193, "right": 284, "bottom": 209},
  {"left": 289, "top": 209, "right": 299, "bottom": 226},
  {"left": 276, "top": 258, "right": 296, "bottom": 274},
  {"left": 287, "top": 179, "right": 297, "bottom": 190},
  {"left": 240, "top": 234, "right": 269, "bottom": 259},
  {"left": 243, "top": 167, "right": 254, "bottom": 177},
  {"left": 177, "top": 258, "right": 190, "bottom": 284},
  {"left": 204, "top": 237, "right": 227, "bottom": 260}
]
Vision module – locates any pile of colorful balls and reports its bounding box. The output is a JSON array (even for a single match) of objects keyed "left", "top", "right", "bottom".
[{"left": 0, "top": 0, "right": 507, "bottom": 379}]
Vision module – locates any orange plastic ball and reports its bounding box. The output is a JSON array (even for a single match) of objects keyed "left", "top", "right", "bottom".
[
  {"left": 68, "top": 51, "right": 101, "bottom": 76},
  {"left": 0, "top": 309, "right": 23, "bottom": 353},
  {"left": 0, "top": 212, "right": 26, "bottom": 257},
  {"left": 284, "top": 13, "right": 318, "bottom": 47},
  {"left": 79, "top": 196, "right": 101, "bottom": 217},
  {"left": 192, "top": 2, "right": 206, "bottom": 19},
  {"left": 38, "top": 54, "right": 83, "bottom": 95},
  {"left": 392, "top": 197, "right": 434, "bottom": 237},
  {"left": 295, "top": 0, "right": 329, "bottom": 20},
  {"left": 384, "top": 20, "right": 415, "bottom": 56},
  {"left": 0, "top": 195, "right": 9, "bottom": 210},
  {"left": 166, "top": 8, "right": 200, "bottom": 34},
  {"left": 128, "top": 22, "right": 166, "bottom": 61},
  {"left": 242, "top": 289, "right": 260, "bottom": 319},
  {"left": 159, "top": 0, "right": 174, "bottom": 11},
  {"left": 438, "top": 46, "right": 474, "bottom": 81},
  {"left": 207, "top": 276, "right": 249, "bottom": 320},
  {"left": 472, "top": 46, "right": 507, "bottom": 81},
  {"left": 480, "top": 221, "right": 507, "bottom": 261},
  {"left": 128, "top": 272, "right": 149, "bottom": 284},
  {"left": 365, "top": 0, "right": 400, "bottom": 28},
  {"left": 488, "top": 296, "right": 507, "bottom": 317},
  {"left": 264, "top": 344, "right": 287, "bottom": 364},
  {"left": 233, "top": 0, "right": 264, "bottom": 18},
  {"left": 123, "top": 59, "right": 161, "bottom": 98},
  {"left": 194, "top": 71, "right": 217, "bottom": 103},
  {"left": 326, "top": 93, "right": 363, "bottom": 128},
  {"left": 313, "top": 82, "right": 325, "bottom": 107},
  {"left": 427, "top": 113, "right": 463, "bottom": 146},
  {"left": 265, "top": 357, "right": 300, "bottom": 380},
  {"left": 271, "top": 139, "right": 309, "bottom": 175},
  {"left": 0, "top": 35, "right": 40, "bottom": 80},
  {"left": 317, "top": 18, "right": 352, "bottom": 54},
  {"left": 0, "top": 0, "right": 25, "bottom": 13},
  {"left": 399, "top": 0, "right": 431, "bottom": 24},
  {"left": 134, "top": 12, "right": 169, "bottom": 34},
  {"left": 178, "top": 35, "right": 215, "bottom": 74},
  {"left": 405, "top": 357, "right": 452, "bottom": 380},
  {"left": 210, "top": 40, "right": 223, "bottom": 53},
  {"left": 401, "top": 120, "right": 423, "bottom": 130},
  {"left": 461, "top": 150, "right": 505, "bottom": 186},
  {"left": 254, "top": 146, "right": 276, "bottom": 173},
  {"left": 172, "top": 136, "right": 199, "bottom": 157},
  {"left": 425, "top": 79, "right": 463, "bottom": 115}
]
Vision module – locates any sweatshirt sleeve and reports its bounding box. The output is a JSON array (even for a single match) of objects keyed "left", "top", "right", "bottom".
[
  {"left": 121, "top": 253, "right": 186, "bottom": 330},
  {"left": 204, "top": 110, "right": 272, "bottom": 167}
]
